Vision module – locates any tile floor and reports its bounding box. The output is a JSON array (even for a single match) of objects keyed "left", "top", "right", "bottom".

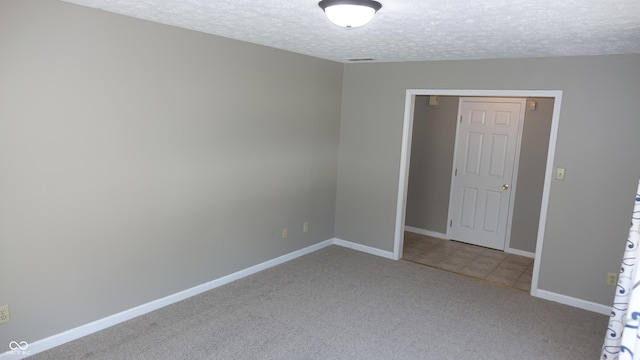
[{"left": 402, "top": 231, "right": 534, "bottom": 292}]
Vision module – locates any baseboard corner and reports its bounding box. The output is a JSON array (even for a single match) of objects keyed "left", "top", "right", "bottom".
[
  {"left": 403, "top": 226, "right": 447, "bottom": 240},
  {"left": 505, "top": 247, "right": 535, "bottom": 258},
  {"left": 331, "top": 238, "right": 395, "bottom": 259}
]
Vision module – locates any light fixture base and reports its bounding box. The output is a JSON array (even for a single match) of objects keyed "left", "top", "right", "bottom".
[{"left": 319, "top": 0, "right": 382, "bottom": 28}]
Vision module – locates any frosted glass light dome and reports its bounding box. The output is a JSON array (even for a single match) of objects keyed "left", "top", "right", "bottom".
[{"left": 319, "top": 0, "right": 382, "bottom": 28}]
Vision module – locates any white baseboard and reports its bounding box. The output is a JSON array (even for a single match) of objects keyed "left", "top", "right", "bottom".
[
  {"left": 3, "top": 237, "right": 609, "bottom": 359},
  {"left": 505, "top": 247, "right": 535, "bottom": 258},
  {"left": 403, "top": 226, "right": 447, "bottom": 239},
  {"left": 332, "top": 238, "right": 395, "bottom": 259},
  {"left": 534, "top": 289, "right": 611, "bottom": 315},
  {"left": 1, "top": 240, "right": 334, "bottom": 360},
  {"left": 405, "top": 227, "right": 535, "bottom": 259}
]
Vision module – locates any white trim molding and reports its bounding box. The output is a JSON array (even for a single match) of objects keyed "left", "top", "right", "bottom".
[
  {"left": 1, "top": 240, "right": 335, "bottom": 359},
  {"left": 403, "top": 226, "right": 447, "bottom": 240},
  {"left": 2, "top": 238, "right": 395, "bottom": 359},
  {"left": 4, "top": 233, "right": 603, "bottom": 359},
  {"left": 535, "top": 289, "right": 611, "bottom": 315},
  {"left": 405, "top": 226, "right": 534, "bottom": 258},
  {"left": 505, "top": 248, "right": 535, "bottom": 258},
  {"left": 332, "top": 238, "right": 395, "bottom": 259}
]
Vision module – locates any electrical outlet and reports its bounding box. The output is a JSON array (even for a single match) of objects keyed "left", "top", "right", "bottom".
[
  {"left": 607, "top": 272, "right": 618, "bottom": 286},
  {"left": 303, "top": 222, "right": 309, "bottom": 233},
  {"left": 0, "top": 304, "right": 10, "bottom": 324},
  {"left": 282, "top": 227, "right": 288, "bottom": 239}
]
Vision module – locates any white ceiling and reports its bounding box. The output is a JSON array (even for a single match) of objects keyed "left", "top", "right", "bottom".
[{"left": 61, "top": 0, "right": 640, "bottom": 63}]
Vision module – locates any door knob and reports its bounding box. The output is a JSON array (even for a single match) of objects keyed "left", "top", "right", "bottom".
[{"left": 502, "top": 184, "right": 510, "bottom": 190}]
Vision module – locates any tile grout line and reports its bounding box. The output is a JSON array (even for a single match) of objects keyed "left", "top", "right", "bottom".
[
  {"left": 403, "top": 232, "right": 533, "bottom": 292},
  {"left": 401, "top": 258, "right": 530, "bottom": 293}
]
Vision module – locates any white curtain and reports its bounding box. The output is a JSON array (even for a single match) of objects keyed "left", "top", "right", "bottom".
[{"left": 602, "top": 179, "right": 640, "bottom": 359}]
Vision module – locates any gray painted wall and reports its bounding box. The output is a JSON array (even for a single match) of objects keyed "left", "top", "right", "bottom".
[
  {"left": 405, "top": 96, "right": 553, "bottom": 254},
  {"left": 510, "top": 97, "right": 554, "bottom": 253},
  {"left": 405, "top": 96, "right": 458, "bottom": 234},
  {"left": 0, "top": 0, "right": 342, "bottom": 346},
  {"left": 335, "top": 55, "right": 640, "bottom": 306}
]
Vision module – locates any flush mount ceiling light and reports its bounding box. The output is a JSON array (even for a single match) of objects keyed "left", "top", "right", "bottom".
[{"left": 318, "top": 0, "right": 382, "bottom": 29}]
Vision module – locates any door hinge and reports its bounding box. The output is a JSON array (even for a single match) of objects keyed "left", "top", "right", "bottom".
[
  {"left": 459, "top": 115, "right": 462, "bottom": 123},
  {"left": 450, "top": 220, "right": 453, "bottom": 227},
  {"left": 455, "top": 169, "right": 457, "bottom": 176}
]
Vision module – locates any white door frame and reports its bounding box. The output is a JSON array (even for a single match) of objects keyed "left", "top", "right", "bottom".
[
  {"left": 393, "top": 89, "right": 562, "bottom": 297},
  {"left": 447, "top": 97, "right": 526, "bottom": 251}
]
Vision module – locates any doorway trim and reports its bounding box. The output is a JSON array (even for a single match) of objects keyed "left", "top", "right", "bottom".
[{"left": 393, "top": 89, "right": 563, "bottom": 298}]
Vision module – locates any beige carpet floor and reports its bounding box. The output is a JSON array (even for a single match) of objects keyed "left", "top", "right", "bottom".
[{"left": 27, "top": 245, "right": 607, "bottom": 360}]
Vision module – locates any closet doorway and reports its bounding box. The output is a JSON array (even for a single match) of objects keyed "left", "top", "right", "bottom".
[{"left": 393, "top": 89, "right": 562, "bottom": 296}]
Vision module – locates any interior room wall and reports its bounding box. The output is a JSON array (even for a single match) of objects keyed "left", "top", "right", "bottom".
[
  {"left": 0, "top": 0, "right": 343, "bottom": 346},
  {"left": 405, "top": 96, "right": 553, "bottom": 254},
  {"left": 509, "top": 97, "right": 554, "bottom": 253},
  {"left": 335, "top": 54, "right": 640, "bottom": 307},
  {"left": 404, "top": 95, "right": 458, "bottom": 234}
]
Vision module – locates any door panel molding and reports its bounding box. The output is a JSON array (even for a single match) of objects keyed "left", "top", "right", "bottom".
[{"left": 447, "top": 97, "right": 525, "bottom": 250}]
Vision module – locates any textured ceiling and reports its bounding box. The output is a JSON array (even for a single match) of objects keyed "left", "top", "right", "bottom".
[{"left": 60, "top": 0, "right": 640, "bottom": 63}]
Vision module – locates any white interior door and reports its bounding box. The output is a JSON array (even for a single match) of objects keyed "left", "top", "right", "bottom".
[{"left": 448, "top": 97, "right": 525, "bottom": 250}]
